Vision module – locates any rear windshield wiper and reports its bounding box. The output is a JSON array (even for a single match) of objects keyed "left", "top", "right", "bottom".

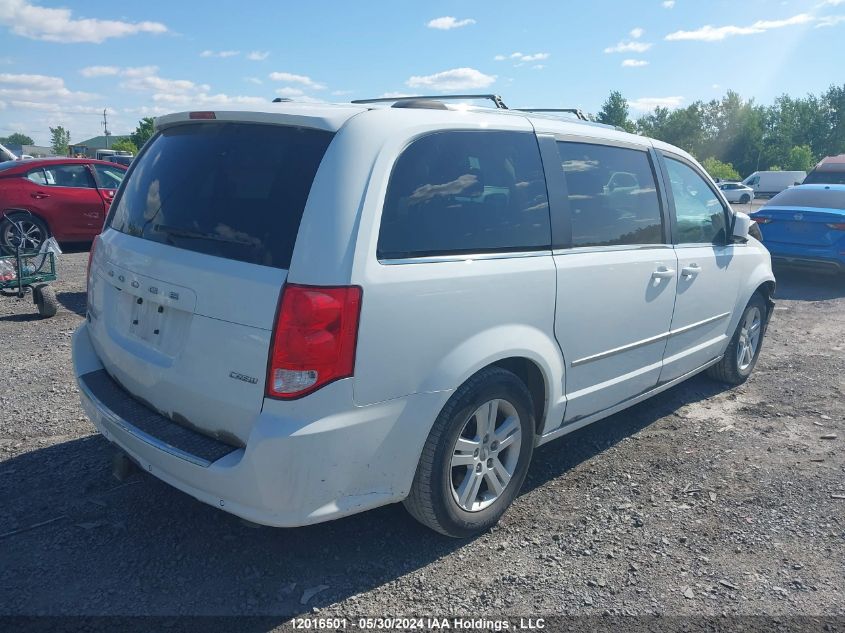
[{"left": 153, "top": 224, "right": 254, "bottom": 246}]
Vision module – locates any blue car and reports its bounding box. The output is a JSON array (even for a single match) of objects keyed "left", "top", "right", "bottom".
[{"left": 751, "top": 184, "right": 845, "bottom": 274}]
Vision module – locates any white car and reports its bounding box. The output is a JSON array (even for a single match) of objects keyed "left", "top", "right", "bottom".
[
  {"left": 73, "top": 97, "right": 776, "bottom": 537},
  {"left": 718, "top": 181, "right": 755, "bottom": 204}
]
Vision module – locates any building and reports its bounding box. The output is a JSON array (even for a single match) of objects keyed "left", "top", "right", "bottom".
[{"left": 69, "top": 135, "right": 130, "bottom": 157}]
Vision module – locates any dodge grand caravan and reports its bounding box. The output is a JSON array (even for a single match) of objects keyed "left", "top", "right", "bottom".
[{"left": 73, "top": 97, "right": 775, "bottom": 537}]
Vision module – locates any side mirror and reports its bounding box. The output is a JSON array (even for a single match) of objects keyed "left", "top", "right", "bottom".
[{"left": 732, "top": 211, "right": 752, "bottom": 243}]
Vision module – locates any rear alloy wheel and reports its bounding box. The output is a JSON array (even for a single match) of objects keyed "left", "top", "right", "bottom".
[
  {"left": 404, "top": 366, "right": 535, "bottom": 537},
  {"left": 739, "top": 194, "right": 751, "bottom": 204},
  {"left": 707, "top": 293, "right": 768, "bottom": 385},
  {"left": 450, "top": 398, "right": 523, "bottom": 512},
  {"left": 0, "top": 213, "right": 49, "bottom": 254}
]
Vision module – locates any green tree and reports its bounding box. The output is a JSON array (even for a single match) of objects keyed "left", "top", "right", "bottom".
[
  {"left": 129, "top": 117, "right": 155, "bottom": 150},
  {"left": 784, "top": 145, "right": 815, "bottom": 171},
  {"left": 701, "top": 157, "right": 740, "bottom": 181},
  {"left": 0, "top": 132, "right": 35, "bottom": 146},
  {"left": 110, "top": 138, "right": 138, "bottom": 154},
  {"left": 636, "top": 103, "right": 705, "bottom": 156},
  {"left": 597, "top": 91, "right": 635, "bottom": 132},
  {"left": 49, "top": 125, "right": 71, "bottom": 156}
]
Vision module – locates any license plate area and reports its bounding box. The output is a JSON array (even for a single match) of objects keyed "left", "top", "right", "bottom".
[{"left": 103, "top": 262, "right": 196, "bottom": 358}]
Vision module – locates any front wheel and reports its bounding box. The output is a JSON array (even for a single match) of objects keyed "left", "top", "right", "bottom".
[
  {"left": 403, "top": 367, "right": 535, "bottom": 538},
  {"left": 707, "top": 294, "right": 768, "bottom": 385}
]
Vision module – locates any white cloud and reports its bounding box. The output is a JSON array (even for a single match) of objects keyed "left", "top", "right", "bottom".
[
  {"left": 426, "top": 16, "right": 476, "bottom": 30},
  {"left": 244, "top": 76, "right": 263, "bottom": 85},
  {"left": 379, "top": 92, "right": 414, "bottom": 99},
  {"left": 268, "top": 71, "right": 326, "bottom": 90},
  {"left": 630, "top": 27, "right": 645, "bottom": 39},
  {"left": 275, "top": 87, "right": 304, "bottom": 97},
  {"left": 120, "top": 66, "right": 209, "bottom": 94},
  {"left": 666, "top": 13, "right": 814, "bottom": 41},
  {"left": 151, "top": 92, "right": 268, "bottom": 108},
  {"left": 8, "top": 101, "right": 114, "bottom": 114},
  {"left": 629, "top": 96, "right": 684, "bottom": 111},
  {"left": 200, "top": 50, "right": 239, "bottom": 58},
  {"left": 818, "top": 0, "right": 845, "bottom": 5},
  {"left": 495, "top": 52, "right": 550, "bottom": 63},
  {"left": 122, "top": 105, "right": 170, "bottom": 117},
  {"left": 604, "top": 40, "right": 653, "bottom": 53},
  {"left": 406, "top": 67, "right": 496, "bottom": 90},
  {"left": 662, "top": 0, "right": 675, "bottom": 7},
  {"left": 247, "top": 51, "right": 269, "bottom": 61},
  {"left": 622, "top": 59, "right": 649, "bottom": 67},
  {"left": 532, "top": 64, "right": 546, "bottom": 70},
  {"left": 331, "top": 89, "right": 353, "bottom": 96},
  {"left": 0, "top": 0, "right": 167, "bottom": 43},
  {"left": 0, "top": 72, "right": 97, "bottom": 101},
  {"left": 80, "top": 65, "right": 120, "bottom": 78},
  {"left": 816, "top": 14, "right": 845, "bottom": 27}
]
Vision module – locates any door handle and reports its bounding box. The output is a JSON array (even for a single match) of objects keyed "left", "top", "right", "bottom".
[
  {"left": 681, "top": 264, "right": 701, "bottom": 278},
  {"left": 31, "top": 192, "right": 50, "bottom": 199},
  {"left": 651, "top": 266, "right": 675, "bottom": 280}
]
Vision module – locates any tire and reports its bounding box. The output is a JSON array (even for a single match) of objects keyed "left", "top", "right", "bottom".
[
  {"left": 403, "top": 366, "right": 535, "bottom": 538},
  {"left": 0, "top": 212, "right": 50, "bottom": 255},
  {"left": 34, "top": 283, "right": 58, "bottom": 317},
  {"left": 707, "top": 293, "right": 768, "bottom": 385},
  {"left": 739, "top": 194, "right": 751, "bottom": 204}
]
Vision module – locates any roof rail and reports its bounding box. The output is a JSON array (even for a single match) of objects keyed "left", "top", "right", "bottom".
[
  {"left": 514, "top": 108, "right": 589, "bottom": 121},
  {"left": 352, "top": 94, "right": 509, "bottom": 109}
]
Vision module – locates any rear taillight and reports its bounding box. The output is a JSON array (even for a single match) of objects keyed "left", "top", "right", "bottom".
[
  {"left": 86, "top": 236, "right": 99, "bottom": 292},
  {"left": 266, "top": 284, "right": 362, "bottom": 399},
  {"left": 752, "top": 215, "right": 772, "bottom": 224},
  {"left": 825, "top": 222, "right": 845, "bottom": 231}
]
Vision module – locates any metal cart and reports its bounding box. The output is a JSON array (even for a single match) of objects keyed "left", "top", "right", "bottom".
[{"left": 0, "top": 213, "right": 59, "bottom": 318}]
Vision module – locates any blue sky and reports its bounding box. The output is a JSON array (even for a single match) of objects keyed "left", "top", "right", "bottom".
[{"left": 0, "top": 0, "right": 843, "bottom": 145}]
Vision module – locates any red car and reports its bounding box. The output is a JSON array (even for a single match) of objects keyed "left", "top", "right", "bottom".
[{"left": 0, "top": 157, "right": 127, "bottom": 252}]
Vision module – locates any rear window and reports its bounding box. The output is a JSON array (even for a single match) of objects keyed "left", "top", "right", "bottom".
[
  {"left": 108, "top": 122, "right": 334, "bottom": 269},
  {"left": 803, "top": 170, "right": 845, "bottom": 185},
  {"left": 377, "top": 130, "right": 551, "bottom": 259},
  {"left": 766, "top": 187, "right": 845, "bottom": 209}
]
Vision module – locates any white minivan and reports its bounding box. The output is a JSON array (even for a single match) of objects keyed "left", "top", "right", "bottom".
[{"left": 73, "top": 97, "right": 775, "bottom": 537}]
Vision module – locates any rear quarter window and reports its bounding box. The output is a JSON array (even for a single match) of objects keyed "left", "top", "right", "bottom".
[
  {"left": 377, "top": 130, "right": 551, "bottom": 259},
  {"left": 108, "top": 122, "right": 334, "bottom": 270}
]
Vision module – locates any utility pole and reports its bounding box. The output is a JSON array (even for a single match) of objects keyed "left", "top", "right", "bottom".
[{"left": 102, "top": 108, "right": 111, "bottom": 149}]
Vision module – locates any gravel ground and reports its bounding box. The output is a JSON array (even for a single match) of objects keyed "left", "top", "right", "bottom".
[{"left": 0, "top": 241, "right": 843, "bottom": 624}]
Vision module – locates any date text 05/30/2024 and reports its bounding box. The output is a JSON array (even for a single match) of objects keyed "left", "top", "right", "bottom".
[{"left": 290, "top": 617, "right": 546, "bottom": 630}]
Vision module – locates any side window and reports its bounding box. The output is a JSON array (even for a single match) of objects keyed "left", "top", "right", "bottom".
[
  {"left": 93, "top": 164, "right": 125, "bottom": 189},
  {"left": 42, "top": 164, "right": 96, "bottom": 189},
  {"left": 556, "top": 142, "right": 663, "bottom": 248},
  {"left": 664, "top": 157, "right": 728, "bottom": 244},
  {"left": 26, "top": 169, "right": 47, "bottom": 185},
  {"left": 377, "top": 130, "right": 550, "bottom": 259}
]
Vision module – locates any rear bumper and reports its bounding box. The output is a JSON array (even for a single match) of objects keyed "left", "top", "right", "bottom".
[
  {"left": 73, "top": 323, "right": 451, "bottom": 527},
  {"left": 766, "top": 241, "right": 845, "bottom": 274}
]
